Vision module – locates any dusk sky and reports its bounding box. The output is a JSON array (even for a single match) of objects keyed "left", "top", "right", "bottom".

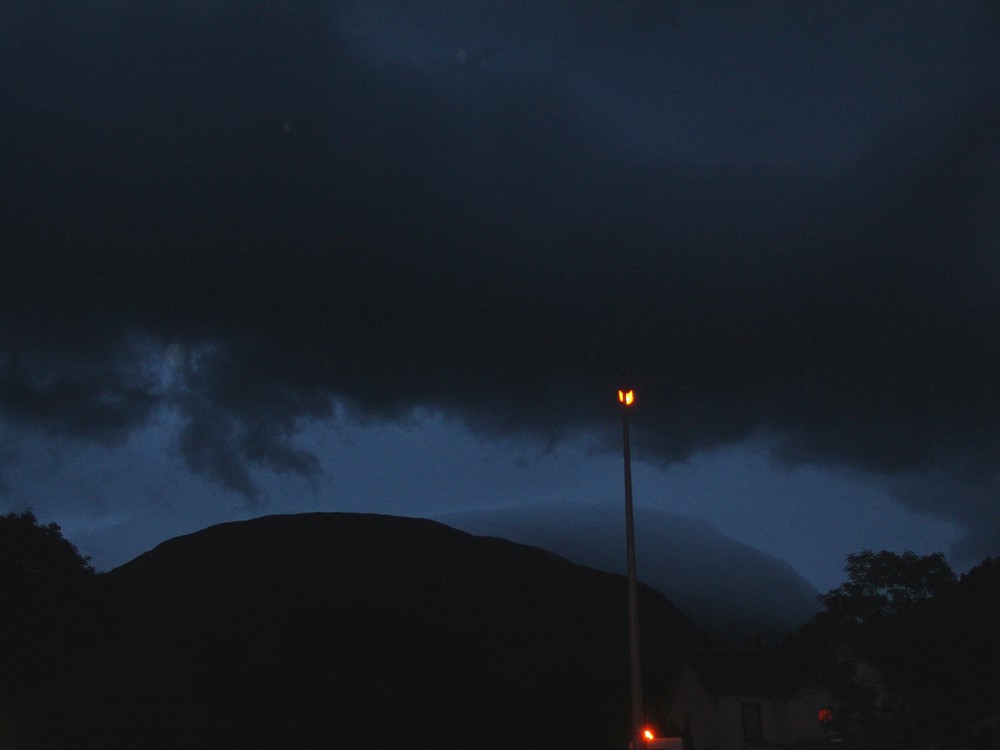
[{"left": 2, "top": 1, "right": 998, "bottom": 594}]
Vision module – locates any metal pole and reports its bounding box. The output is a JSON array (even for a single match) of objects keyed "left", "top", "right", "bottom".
[{"left": 622, "top": 393, "right": 645, "bottom": 750}]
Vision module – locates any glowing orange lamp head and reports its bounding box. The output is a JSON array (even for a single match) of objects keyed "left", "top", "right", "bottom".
[
  {"left": 644, "top": 728, "right": 656, "bottom": 741},
  {"left": 618, "top": 388, "right": 635, "bottom": 406}
]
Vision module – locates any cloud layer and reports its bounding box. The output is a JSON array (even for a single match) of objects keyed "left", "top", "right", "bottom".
[{"left": 2, "top": 3, "right": 998, "bottom": 553}]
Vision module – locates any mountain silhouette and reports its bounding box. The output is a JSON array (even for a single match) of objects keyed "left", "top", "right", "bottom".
[{"left": 81, "top": 512, "right": 707, "bottom": 750}]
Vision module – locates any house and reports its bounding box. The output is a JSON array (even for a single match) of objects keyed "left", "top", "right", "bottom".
[{"left": 656, "top": 648, "right": 832, "bottom": 750}]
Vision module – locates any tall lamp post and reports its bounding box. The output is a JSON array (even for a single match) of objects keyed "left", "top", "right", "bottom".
[{"left": 618, "top": 386, "right": 645, "bottom": 750}]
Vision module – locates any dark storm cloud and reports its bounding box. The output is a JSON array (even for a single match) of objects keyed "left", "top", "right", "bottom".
[
  {"left": 1, "top": 3, "right": 998, "bottom": 553},
  {"left": 0, "top": 329, "right": 159, "bottom": 442},
  {"left": 169, "top": 343, "right": 326, "bottom": 502}
]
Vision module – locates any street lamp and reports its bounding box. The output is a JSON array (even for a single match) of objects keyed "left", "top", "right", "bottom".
[{"left": 619, "top": 386, "right": 645, "bottom": 750}]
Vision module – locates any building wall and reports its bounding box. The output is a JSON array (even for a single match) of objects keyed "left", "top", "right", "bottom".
[
  {"left": 717, "top": 695, "right": 787, "bottom": 750},
  {"left": 663, "top": 664, "right": 722, "bottom": 750},
  {"left": 664, "top": 668, "right": 833, "bottom": 750}
]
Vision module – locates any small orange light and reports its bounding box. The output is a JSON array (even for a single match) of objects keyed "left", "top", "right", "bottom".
[
  {"left": 618, "top": 389, "right": 634, "bottom": 406},
  {"left": 644, "top": 728, "right": 656, "bottom": 741}
]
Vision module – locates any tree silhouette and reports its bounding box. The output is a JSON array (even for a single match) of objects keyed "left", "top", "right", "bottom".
[
  {"left": 789, "top": 550, "right": 999, "bottom": 749},
  {"left": 0, "top": 509, "right": 113, "bottom": 747},
  {"left": 818, "top": 549, "right": 956, "bottom": 623}
]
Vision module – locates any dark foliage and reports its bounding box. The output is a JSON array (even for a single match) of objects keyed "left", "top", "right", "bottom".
[
  {"left": 788, "top": 550, "right": 1000, "bottom": 749},
  {"left": 0, "top": 510, "right": 115, "bottom": 747}
]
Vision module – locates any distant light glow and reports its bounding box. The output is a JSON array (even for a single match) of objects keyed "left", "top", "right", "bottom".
[
  {"left": 618, "top": 389, "right": 634, "bottom": 406},
  {"left": 644, "top": 728, "right": 656, "bottom": 740}
]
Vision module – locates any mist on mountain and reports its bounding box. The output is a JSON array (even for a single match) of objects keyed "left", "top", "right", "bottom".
[{"left": 437, "top": 501, "right": 820, "bottom": 643}]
